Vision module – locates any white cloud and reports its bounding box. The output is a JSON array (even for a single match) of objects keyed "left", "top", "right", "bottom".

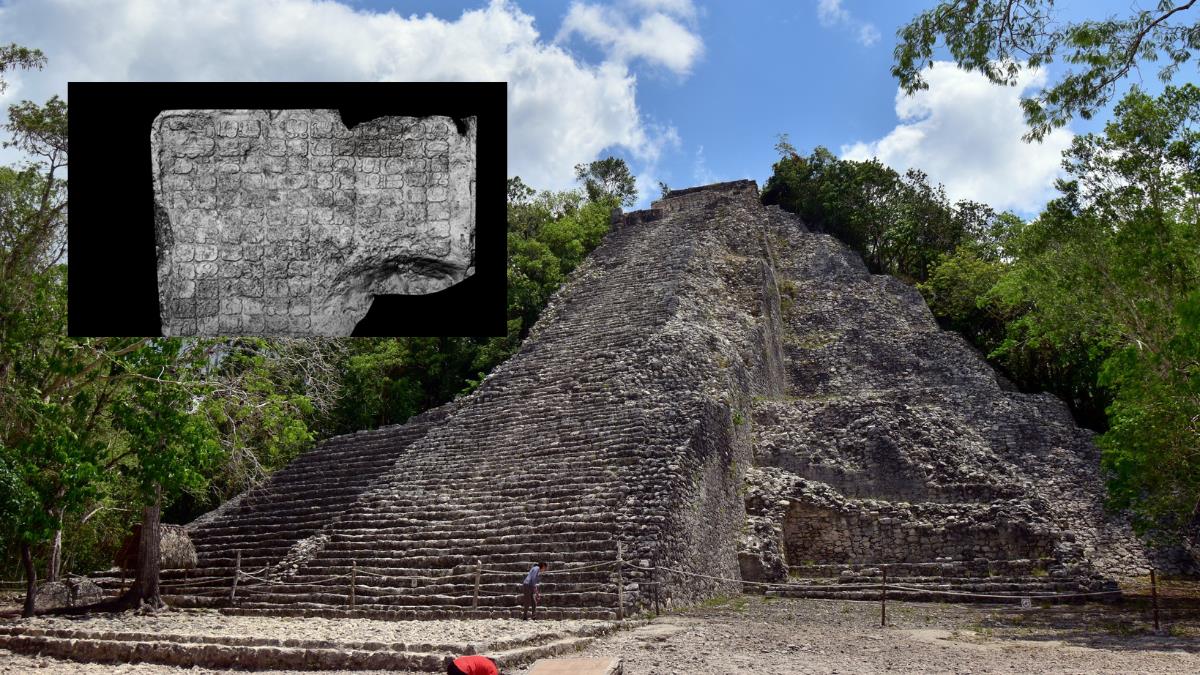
[
  {"left": 858, "top": 24, "right": 881, "bottom": 47},
  {"left": 557, "top": 1, "right": 703, "bottom": 75},
  {"left": 627, "top": 122, "right": 680, "bottom": 208},
  {"left": 625, "top": 0, "right": 698, "bottom": 20},
  {"left": 816, "top": 0, "right": 879, "bottom": 47},
  {"left": 692, "top": 144, "right": 718, "bottom": 185},
  {"left": 817, "top": 0, "right": 849, "bottom": 27},
  {"left": 0, "top": 0, "right": 691, "bottom": 191},
  {"left": 841, "top": 61, "right": 1072, "bottom": 214}
]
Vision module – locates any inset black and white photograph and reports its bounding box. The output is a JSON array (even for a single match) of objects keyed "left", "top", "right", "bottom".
[{"left": 68, "top": 83, "right": 505, "bottom": 336}]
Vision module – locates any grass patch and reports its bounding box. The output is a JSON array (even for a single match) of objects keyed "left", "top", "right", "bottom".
[{"left": 697, "top": 594, "right": 751, "bottom": 612}]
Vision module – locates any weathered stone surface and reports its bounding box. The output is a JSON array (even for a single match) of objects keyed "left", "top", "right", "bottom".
[
  {"left": 162, "top": 180, "right": 1186, "bottom": 619},
  {"left": 160, "top": 523, "right": 197, "bottom": 569},
  {"left": 33, "top": 578, "right": 103, "bottom": 610},
  {"left": 151, "top": 109, "right": 476, "bottom": 336},
  {"left": 738, "top": 200, "right": 1190, "bottom": 596}
]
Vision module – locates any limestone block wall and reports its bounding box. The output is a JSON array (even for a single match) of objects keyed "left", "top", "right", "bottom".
[
  {"left": 780, "top": 500, "right": 1054, "bottom": 565},
  {"left": 151, "top": 109, "right": 476, "bottom": 336}
]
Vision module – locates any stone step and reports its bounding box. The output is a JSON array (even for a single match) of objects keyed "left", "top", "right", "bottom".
[
  {"left": 215, "top": 589, "right": 618, "bottom": 608},
  {"left": 777, "top": 576, "right": 1082, "bottom": 592},
  {"left": 784, "top": 559, "right": 1058, "bottom": 579},
  {"left": 318, "top": 537, "right": 616, "bottom": 555},
  {"left": 184, "top": 550, "right": 621, "bottom": 576},
  {"left": 217, "top": 605, "right": 619, "bottom": 621},
  {"left": 0, "top": 624, "right": 470, "bottom": 657},
  {"left": 0, "top": 625, "right": 600, "bottom": 671},
  {"left": 766, "top": 578, "right": 1119, "bottom": 604},
  {"left": 207, "top": 492, "right": 624, "bottom": 523},
  {"left": 0, "top": 633, "right": 448, "bottom": 670},
  {"left": 280, "top": 564, "right": 618, "bottom": 580},
  {"left": 306, "top": 551, "right": 619, "bottom": 568}
]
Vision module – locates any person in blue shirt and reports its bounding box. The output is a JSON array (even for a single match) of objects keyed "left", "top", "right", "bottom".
[{"left": 520, "top": 561, "right": 548, "bottom": 620}]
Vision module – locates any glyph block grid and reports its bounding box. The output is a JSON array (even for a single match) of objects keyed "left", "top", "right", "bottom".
[{"left": 151, "top": 109, "right": 476, "bottom": 336}]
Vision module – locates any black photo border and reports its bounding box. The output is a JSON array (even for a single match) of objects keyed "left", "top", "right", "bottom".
[{"left": 67, "top": 81, "right": 506, "bottom": 337}]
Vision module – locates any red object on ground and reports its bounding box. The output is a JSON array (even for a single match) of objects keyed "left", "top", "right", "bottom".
[{"left": 451, "top": 655, "right": 499, "bottom": 675}]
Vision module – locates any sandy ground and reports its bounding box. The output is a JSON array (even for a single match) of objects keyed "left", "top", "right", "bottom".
[
  {"left": 549, "top": 595, "right": 1200, "bottom": 674},
  {"left": 2, "top": 595, "right": 1198, "bottom": 674}
]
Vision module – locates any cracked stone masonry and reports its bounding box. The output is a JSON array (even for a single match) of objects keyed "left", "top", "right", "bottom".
[{"left": 151, "top": 109, "right": 476, "bottom": 336}]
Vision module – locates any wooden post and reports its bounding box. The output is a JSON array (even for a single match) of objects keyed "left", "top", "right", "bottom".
[
  {"left": 472, "top": 559, "right": 482, "bottom": 610},
  {"left": 349, "top": 560, "right": 357, "bottom": 608},
  {"left": 616, "top": 542, "right": 625, "bottom": 621},
  {"left": 229, "top": 550, "right": 240, "bottom": 604},
  {"left": 1150, "top": 569, "right": 1160, "bottom": 632},
  {"left": 880, "top": 565, "right": 887, "bottom": 627},
  {"left": 652, "top": 553, "right": 660, "bottom": 617}
]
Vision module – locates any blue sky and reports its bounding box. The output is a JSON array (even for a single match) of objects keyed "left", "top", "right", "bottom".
[{"left": 0, "top": 0, "right": 1165, "bottom": 215}]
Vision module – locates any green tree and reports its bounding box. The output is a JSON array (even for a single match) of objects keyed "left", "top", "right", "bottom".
[
  {"left": 918, "top": 245, "right": 1008, "bottom": 349},
  {"left": 0, "top": 66, "right": 112, "bottom": 614},
  {"left": 0, "top": 43, "right": 44, "bottom": 95},
  {"left": 986, "top": 85, "right": 1200, "bottom": 537},
  {"left": 894, "top": 0, "right": 1200, "bottom": 139},
  {"left": 762, "top": 145, "right": 974, "bottom": 282},
  {"left": 108, "top": 339, "right": 221, "bottom": 609},
  {"left": 574, "top": 156, "right": 638, "bottom": 207},
  {"left": 195, "top": 338, "right": 342, "bottom": 504}
]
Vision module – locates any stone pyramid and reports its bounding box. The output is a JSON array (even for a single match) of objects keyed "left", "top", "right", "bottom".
[{"left": 171, "top": 180, "right": 1165, "bottom": 616}]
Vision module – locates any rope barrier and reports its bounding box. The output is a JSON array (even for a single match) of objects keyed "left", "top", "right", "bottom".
[
  {"left": 352, "top": 568, "right": 479, "bottom": 582},
  {"left": 160, "top": 576, "right": 236, "bottom": 588},
  {"left": 237, "top": 572, "right": 349, "bottom": 586},
  {"left": 887, "top": 584, "right": 1122, "bottom": 600},
  {"left": 646, "top": 560, "right": 1144, "bottom": 603},
  {"left": 150, "top": 546, "right": 1196, "bottom": 626}
]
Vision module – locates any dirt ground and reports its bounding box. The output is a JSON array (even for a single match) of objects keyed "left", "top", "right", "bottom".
[
  {"left": 545, "top": 594, "right": 1200, "bottom": 674},
  {"left": 2, "top": 595, "right": 1198, "bottom": 674}
]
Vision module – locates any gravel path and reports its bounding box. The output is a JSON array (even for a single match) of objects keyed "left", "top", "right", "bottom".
[
  {"left": 545, "top": 595, "right": 1200, "bottom": 674},
  {"left": 2, "top": 596, "right": 1198, "bottom": 674}
]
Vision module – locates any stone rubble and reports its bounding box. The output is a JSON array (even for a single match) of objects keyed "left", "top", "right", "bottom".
[{"left": 738, "top": 197, "right": 1192, "bottom": 600}]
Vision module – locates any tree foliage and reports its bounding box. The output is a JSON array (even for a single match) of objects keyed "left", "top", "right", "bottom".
[
  {"left": 761, "top": 141, "right": 1000, "bottom": 283},
  {"left": 991, "top": 85, "right": 1200, "bottom": 539},
  {"left": 0, "top": 43, "right": 44, "bottom": 97},
  {"left": 934, "top": 85, "right": 1197, "bottom": 541},
  {"left": 894, "top": 0, "right": 1200, "bottom": 139},
  {"left": 574, "top": 156, "right": 638, "bottom": 207}
]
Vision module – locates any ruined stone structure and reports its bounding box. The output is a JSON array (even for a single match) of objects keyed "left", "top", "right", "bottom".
[
  {"left": 166, "top": 181, "right": 1165, "bottom": 618},
  {"left": 152, "top": 110, "right": 476, "bottom": 336}
]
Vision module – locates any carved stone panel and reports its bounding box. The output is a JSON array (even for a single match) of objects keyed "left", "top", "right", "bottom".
[{"left": 151, "top": 110, "right": 476, "bottom": 336}]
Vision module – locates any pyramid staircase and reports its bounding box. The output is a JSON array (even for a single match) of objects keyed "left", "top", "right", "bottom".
[{"left": 153, "top": 182, "right": 785, "bottom": 619}]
